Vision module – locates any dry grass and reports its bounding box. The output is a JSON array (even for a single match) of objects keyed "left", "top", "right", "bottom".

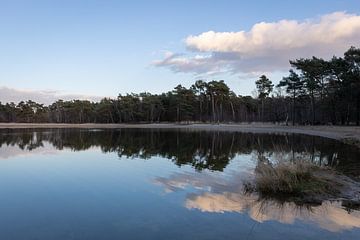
[{"left": 245, "top": 161, "right": 340, "bottom": 200}]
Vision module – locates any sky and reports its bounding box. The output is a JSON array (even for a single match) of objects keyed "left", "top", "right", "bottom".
[{"left": 0, "top": 0, "right": 360, "bottom": 104}]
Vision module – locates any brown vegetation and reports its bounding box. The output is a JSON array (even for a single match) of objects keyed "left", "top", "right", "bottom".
[{"left": 244, "top": 161, "right": 343, "bottom": 203}]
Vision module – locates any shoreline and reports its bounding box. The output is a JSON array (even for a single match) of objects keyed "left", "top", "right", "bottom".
[{"left": 0, "top": 123, "right": 360, "bottom": 145}]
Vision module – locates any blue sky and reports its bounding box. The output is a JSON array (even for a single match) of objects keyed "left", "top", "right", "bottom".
[{"left": 0, "top": 0, "right": 359, "bottom": 103}]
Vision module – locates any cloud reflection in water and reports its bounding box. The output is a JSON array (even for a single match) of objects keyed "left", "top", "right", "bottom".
[{"left": 155, "top": 166, "right": 360, "bottom": 232}]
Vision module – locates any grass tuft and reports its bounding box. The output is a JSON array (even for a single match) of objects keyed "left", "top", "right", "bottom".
[{"left": 245, "top": 161, "right": 340, "bottom": 201}]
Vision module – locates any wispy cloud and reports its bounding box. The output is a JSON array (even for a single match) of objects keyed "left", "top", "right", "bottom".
[
  {"left": 154, "top": 12, "right": 360, "bottom": 75},
  {"left": 153, "top": 51, "right": 230, "bottom": 76},
  {"left": 0, "top": 86, "right": 105, "bottom": 105}
]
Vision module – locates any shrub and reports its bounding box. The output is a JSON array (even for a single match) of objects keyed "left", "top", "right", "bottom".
[{"left": 247, "top": 161, "right": 339, "bottom": 199}]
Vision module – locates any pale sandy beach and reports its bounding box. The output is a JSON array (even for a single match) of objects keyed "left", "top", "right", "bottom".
[{"left": 1, "top": 123, "right": 360, "bottom": 145}]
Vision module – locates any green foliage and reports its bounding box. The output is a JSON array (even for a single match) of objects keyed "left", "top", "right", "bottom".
[
  {"left": 0, "top": 47, "right": 360, "bottom": 125},
  {"left": 278, "top": 70, "right": 304, "bottom": 97},
  {"left": 256, "top": 75, "right": 273, "bottom": 99},
  {"left": 256, "top": 75, "right": 273, "bottom": 121}
]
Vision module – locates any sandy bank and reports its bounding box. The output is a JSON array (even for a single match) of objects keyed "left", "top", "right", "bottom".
[{"left": 0, "top": 123, "right": 360, "bottom": 145}]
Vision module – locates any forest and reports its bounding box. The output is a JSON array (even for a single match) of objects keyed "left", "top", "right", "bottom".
[{"left": 0, "top": 46, "right": 359, "bottom": 125}]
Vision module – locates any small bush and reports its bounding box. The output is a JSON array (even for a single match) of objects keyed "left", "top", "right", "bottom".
[{"left": 248, "top": 161, "right": 339, "bottom": 199}]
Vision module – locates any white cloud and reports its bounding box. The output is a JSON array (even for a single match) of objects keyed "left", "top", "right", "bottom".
[
  {"left": 154, "top": 12, "right": 360, "bottom": 75},
  {"left": 0, "top": 86, "right": 105, "bottom": 105}
]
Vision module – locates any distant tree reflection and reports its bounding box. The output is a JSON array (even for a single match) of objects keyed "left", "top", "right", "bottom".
[{"left": 0, "top": 129, "right": 359, "bottom": 176}]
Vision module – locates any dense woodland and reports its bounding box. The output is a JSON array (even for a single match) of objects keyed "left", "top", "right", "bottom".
[{"left": 0, "top": 47, "right": 359, "bottom": 125}]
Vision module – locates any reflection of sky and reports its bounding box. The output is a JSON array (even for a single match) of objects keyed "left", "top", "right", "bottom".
[
  {"left": 0, "top": 142, "right": 61, "bottom": 159},
  {"left": 0, "top": 147, "right": 190, "bottom": 239},
  {"left": 155, "top": 154, "right": 360, "bottom": 233},
  {"left": 154, "top": 154, "right": 255, "bottom": 193},
  {"left": 1, "top": 142, "right": 360, "bottom": 239}
]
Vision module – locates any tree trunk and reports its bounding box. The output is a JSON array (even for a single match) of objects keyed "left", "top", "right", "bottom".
[
  {"left": 311, "top": 92, "right": 316, "bottom": 125},
  {"left": 220, "top": 103, "right": 223, "bottom": 122},
  {"left": 357, "top": 94, "right": 360, "bottom": 126},
  {"left": 230, "top": 101, "right": 235, "bottom": 122},
  {"left": 261, "top": 99, "right": 264, "bottom": 122},
  {"left": 330, "top": 98, "right": 337, "bottom": 125},
  {"left": 199, "top": 99, "right": 203, "bottom": 122},
  {"left": 292, "top": 94, "right": 295, "bottom": 126},
  {"left": 211, "top": 93, "right": 216, "bottom": 123},
  {"left": 109, "top": 111, "right": 114, "bottom": 123},
  {"left": 177, "top": 105, "right": 180, "bottom": 123},
  {"left": 346, "top": 103, "right": 350, "bottom": 125},
  {"left": 150, "top": 105, "right": 154, "bottom": 123}
]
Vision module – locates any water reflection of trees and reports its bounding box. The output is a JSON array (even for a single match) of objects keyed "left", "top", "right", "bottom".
[{"left": 0, "top": 129, "right": 359, "bottom": 175}]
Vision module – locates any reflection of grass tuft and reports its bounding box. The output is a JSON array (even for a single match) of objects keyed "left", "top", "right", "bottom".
[{"left": 245, "top": 161, "right": 342, "bottom": 202}]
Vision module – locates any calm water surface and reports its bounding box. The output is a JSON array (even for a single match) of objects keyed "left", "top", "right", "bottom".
[{"left": 0, "top": 128, "right": 359, "bottom": 240}]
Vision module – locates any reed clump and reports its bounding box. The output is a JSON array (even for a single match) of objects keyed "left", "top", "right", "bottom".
[{"left": 245, "top": 161, "right": 340, "bottom": 201}]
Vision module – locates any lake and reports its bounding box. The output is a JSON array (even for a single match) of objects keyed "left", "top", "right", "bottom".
[{"left": 0, "top": 128, "right": 359, "bottom": 240}]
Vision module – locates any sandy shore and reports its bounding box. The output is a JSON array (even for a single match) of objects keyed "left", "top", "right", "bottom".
[{"left": 0, "top": 123, "right": 360, "bottom": 144}]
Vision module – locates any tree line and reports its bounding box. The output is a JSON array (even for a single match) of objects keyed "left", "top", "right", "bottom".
[{"left": 0, "top": 47, "right": 359, "bottom": 125}]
